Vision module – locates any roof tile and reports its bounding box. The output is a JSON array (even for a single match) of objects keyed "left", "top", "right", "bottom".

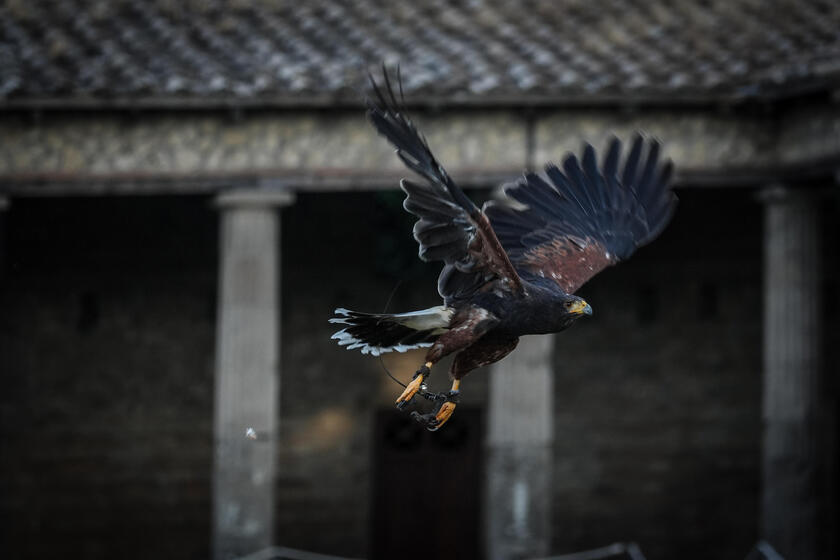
[{"left": 0, "top": 0, "right": 838, "bottom": 105}]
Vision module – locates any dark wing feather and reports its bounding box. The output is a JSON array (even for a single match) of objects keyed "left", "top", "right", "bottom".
[
  {"left": 484, "top": 135, "right": 677, "bottom": 294},
  {"left": 367, "top": 69, "right": 524, "bottom": 302}
]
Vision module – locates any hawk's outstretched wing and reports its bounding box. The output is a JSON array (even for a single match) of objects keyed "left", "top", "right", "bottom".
[
  {"left": 484, "top": 136, "right": 676, "bottom": 294},
  {"left": 367, "top": 70, "right": 524, "bottom": 302}
]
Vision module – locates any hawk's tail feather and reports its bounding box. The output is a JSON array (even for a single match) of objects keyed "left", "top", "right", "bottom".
[{"left": 330, "top": 306, "right": 453, "bottom": 356}]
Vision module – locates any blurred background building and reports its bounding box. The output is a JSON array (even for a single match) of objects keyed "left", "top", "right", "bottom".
[{"left": 0, "top": 1, "right": 838, "bottom": 559}]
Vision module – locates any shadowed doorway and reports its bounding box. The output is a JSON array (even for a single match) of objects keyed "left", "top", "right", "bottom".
[{"left": 371, "top": 407, "right": 484, "bottom": 560}]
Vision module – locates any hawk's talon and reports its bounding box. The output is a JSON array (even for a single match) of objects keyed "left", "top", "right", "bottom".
[
  {"left": 410, "top": 411, "right": 439, "bottom": 428},
  {"left": 427, "top": 401, "right": 457, "bottom": 431},
  {"left": 395, "top": 396, "right": 414, "bottom": 410},
  {"left": 408, "top": 388, "right": 460, "bottom": 431}
]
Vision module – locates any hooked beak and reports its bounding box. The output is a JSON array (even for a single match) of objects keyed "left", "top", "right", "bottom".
[{"left": 569, "top": 299, "right": 593, "bottom": 316}]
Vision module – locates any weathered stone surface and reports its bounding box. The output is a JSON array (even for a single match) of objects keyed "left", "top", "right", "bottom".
[
  {"left": 534, "top": 109, "right": 776, "bottom": 170},
  {"left": 0, "top": 110, "right": 527, "bottom": 178},
  {"left": 3, "top": 103, "right": 840, "bottom": 196},
  {"left": 778, "top": 104, "right": 840, "bottom": 164}
]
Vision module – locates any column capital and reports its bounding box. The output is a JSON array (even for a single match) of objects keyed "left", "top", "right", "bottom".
[
  {"left": 214, "top": 188, "right": 295, "bottom": 209},
  {"left": 757, "top": 184, "right": 830, "bottom": 205}
]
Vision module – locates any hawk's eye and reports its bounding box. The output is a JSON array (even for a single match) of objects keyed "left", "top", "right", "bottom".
[{"left": 564, "top": 301, "right": 573, "bottom": 309}]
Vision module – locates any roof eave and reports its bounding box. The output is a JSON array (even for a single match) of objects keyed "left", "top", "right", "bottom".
[
  {"left": 5, "top": 75, "right": 840, "bottom": 112},
  {"left": 0, "top": 90, "right": 779, "bottom": 112}
]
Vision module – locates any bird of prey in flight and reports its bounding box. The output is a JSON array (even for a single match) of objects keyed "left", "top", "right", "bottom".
[{"left": 331, "top": 70, "right": 676, "bottom": 430}]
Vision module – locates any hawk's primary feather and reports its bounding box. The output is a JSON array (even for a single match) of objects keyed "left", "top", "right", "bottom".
[
  {"left": 366, "top": 70, "right": 525, "bottom": 303},
  {"left": 484, "top": 135, "right": 676, "bottom": 294}
]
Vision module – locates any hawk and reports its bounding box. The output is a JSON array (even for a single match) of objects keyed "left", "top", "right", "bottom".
[{"left": 331, "top": 72, "right": 677, "bottom": 430}]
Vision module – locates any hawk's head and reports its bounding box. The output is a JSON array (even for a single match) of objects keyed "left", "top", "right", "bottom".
[{"left": 562, "top": 295, "right": 593, "bottom": 320}]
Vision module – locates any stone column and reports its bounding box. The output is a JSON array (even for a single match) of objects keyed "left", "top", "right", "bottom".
[
  {"left": 760, "top": 186, "right": 822, "bottom": 560},
  {"left": 212, "top": 189, "right": 295, "bottom": 560},
  {"left": 486, "top": 334, "right": 554, "bottom": 560}
]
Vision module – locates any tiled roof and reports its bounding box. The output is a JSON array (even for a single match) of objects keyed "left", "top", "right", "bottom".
[{"left": 1, "top": 0, "right": 840, "bottom": 107}]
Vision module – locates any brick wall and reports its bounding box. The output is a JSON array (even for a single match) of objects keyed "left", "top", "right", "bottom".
[
  {"left": 0, "top": 197, "right": 217, "bottom": 559},
  {"left": 549, "top": 189, "right": 764, "bottom": 559}
]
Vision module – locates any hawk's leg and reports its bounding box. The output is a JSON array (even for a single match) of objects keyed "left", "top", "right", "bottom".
[
  {"left": 395, "top": 361, "right": 432, "bottom": 410},
  {"left": 413, "top": 335, "right": 520, "bottom": 429},
  {"left": 396, "top": 305, "right": 498, "bottom": 425},
  {"left": 396, "top": 307, "right": 499, "bottom": 410}
]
